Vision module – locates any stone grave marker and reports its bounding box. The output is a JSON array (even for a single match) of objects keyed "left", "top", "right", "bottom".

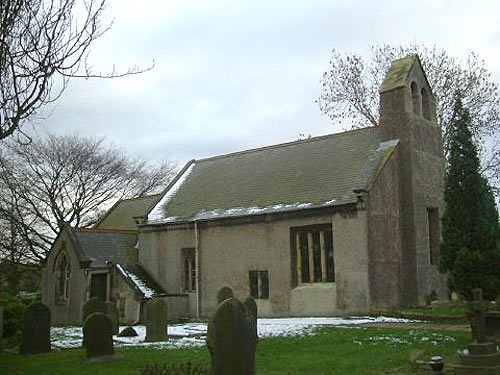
[
  {"left": 105, "top": 301, "right": 119, "bottom": 335},
  {"left": 118, "top": 326, "right": 138, "bottom": 337},
  {"left": 216, "top": 286, "right": 234, "bottom": 305},
  {"left": 244, "top": 296, "right": 258, "bottom": 348},
  {"left": 145, "top": 297, "right": 168, "bottom": 342},
  {"left": 20, "top": 302, "right": 51, "bottom": 354},
  {"left": 454, "top": 288, "right": 500, "bottom": 374},
  {"left": 83, "top": 312, "right": 114, "bottom": 358},
  {"left": 469, "top": 288, "right": 489, "bottom": 343},
  {"left": 82, "top": 297, "right": 106, "bottom": 324},
  {"left": 244, "top": 296, "right": 257, "bottom": 319},
  {"left": 206, "top": 298, "right": 257, "bottom": 375}
]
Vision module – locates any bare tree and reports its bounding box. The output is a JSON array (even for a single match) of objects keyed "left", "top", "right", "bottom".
[
  {"left": 0, "top": 132, "right": 177, "bottom": 263},
  {"left": 0, "top": 196, "right": 39, "bottom": 293},
  {"left": 318, "top": 44, "right": 499, "bottom": 147},
  {"left": 0, "top": 0, "right": 150, "bottom": 139},
  {"left": 318, "top": 44, "right": 500, "bottom": 193}
]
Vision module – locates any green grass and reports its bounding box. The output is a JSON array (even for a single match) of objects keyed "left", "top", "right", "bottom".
[
  {"left": 397, "top": 304, "right": 469, "bottom": 316},
  {"left": 0, "top": 327, "right": 471, "bottom": 374}
]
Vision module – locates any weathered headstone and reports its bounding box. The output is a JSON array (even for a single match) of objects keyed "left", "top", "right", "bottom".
[
  {"left": 118, "top": 326, "right": 138, "bottom": 337},
  {"left": 455, "top": 288, "right": 500, "bottom": 374},
  {"left": 216, "top": 286, "right": 234, "bottom": 305},
  {"left": 469, "top": 288, "right": 488, "bottom": 343},
  {"left": 244, "top": 297, "right": 257, "bottom": 319},
  {"left": 83, "top": 312, "right": 114, "bottom": 358},
  {"left": 206, "top": 298, "right": 257, "bottom": 375},
  {"left": 20, "top": 302, "right": 51, "bottom": 354},
  {"left": 82, "top": 297, "right": 106, "bottom": 323},
  {"left": 105, "top": 301, "right": 119, "bottom": 335},
  {"left": 244, "top": 296, "right": 258, "bottom": 346},
  {"left": 145, "top": 297, "right": 168, "bottom": 342}
]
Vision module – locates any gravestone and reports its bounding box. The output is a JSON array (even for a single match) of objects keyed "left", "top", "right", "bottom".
[
  {"left": 244, "top": 297, "right": 257, "bottom": 319},
  {"left": 82, "top": 297, "right": 106, "bottom": 323},
  {"left": 83, "top": 312, "right": 114, "bottom": 358},
  {"left": 105, "top": 301, "right": 119, "bottom": 335},
  {"left": 118, "top": 326, "right": 138, "bottom": 337},
  {"left": 20, "top": 302, "right": 51, "bottom": 354},
  {"left": 470, "top": 288, "right": 488, "bottom": 343},
  {"left": 206, "top": 298, "right": 257, "bottom": 375},
  {"left": 0, "top": 306, "right": 3, "bottom": 353},
  {"left": 145, "top": 297, "right": 168, "bottom": 342},
  {"left": 244, "top": 296, "right": 258, "bottom": 345},
  {"left": 454, "top": 288, "right": 500, "bottom": 374},
  {"left": 216, "top": 286, "right": 234, "bottom": 305}
]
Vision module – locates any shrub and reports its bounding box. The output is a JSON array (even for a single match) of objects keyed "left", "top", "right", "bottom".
[{"left": 0, "top": 292, "right": 26, "bottom": 339}]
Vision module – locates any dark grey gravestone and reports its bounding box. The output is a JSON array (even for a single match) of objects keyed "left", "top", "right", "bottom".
[
  {"left": 83, "top": 312, "right": 114, "bottom": 358},
  {"left": 145, "top": 298, "right": 168, "bottom": 342},
  {"left": 105, "top": 301, "right": 119, "bottom": 335},
  {"left": 82, "top": 297, "right": 106, "bottom": 324},
  {"left": 20, "top": 302, "right": 51, "bottom": 354},
  {"left": 206, "top": 298, "right": 257, "bottom": 375},
  {"left": 216, "top": 286, "right": 234, "bottom": 305},
  {"left": 470, "top": 288, "right": 488, "bottom": 343}
]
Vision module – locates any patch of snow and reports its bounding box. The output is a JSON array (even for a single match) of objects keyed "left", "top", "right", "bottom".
[
  {"left": 378, "top": 139, "right": 399, "bottom": 151},
  {"left": 193, "top": 202, "right": 314, "bottom": 221},
  {"left": 50, "top": 316, "right": 416, "bottom": 350},
  {"left": 116, "top": 264, "right": 155, "bottom": 299},
  {"left": 148, "top": 162, "right": 195, "bottom": 223}
]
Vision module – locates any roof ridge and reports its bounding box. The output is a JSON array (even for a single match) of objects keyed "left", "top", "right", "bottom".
[
  {"left": 195, "top": 126, "right": 378, "bottom": 164},
  {"left": 74, "top": 227, "right": 136, "bottom": 234},
  {"left": 118, "top": 194, "right": 162, "bottom": 203}
]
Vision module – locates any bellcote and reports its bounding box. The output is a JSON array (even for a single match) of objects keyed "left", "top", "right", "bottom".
[{"left": 379, "top": 54, "right": 436, "bottom": 123}]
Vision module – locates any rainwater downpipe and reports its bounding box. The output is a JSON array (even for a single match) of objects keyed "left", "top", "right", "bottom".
[{"left": 194, "top": 220, "right": 200, "bottom": 319}]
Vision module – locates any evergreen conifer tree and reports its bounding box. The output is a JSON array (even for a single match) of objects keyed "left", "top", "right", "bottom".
[{"left": 439, "top": 94, "right": 500, "bottom": 300}]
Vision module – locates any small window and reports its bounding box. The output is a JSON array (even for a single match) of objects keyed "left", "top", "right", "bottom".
[
  {"left": 249, "top": 270, "right": 269, "bottom": 299},
  {"left": 290, "top": 224, "right": 334, "bottom": 286},
  {"left": 421, "top": 87, "right": 431, "bottom": 120},
  {"left": 411, "top": 81, "right": 421, "bottom": 116},
  {"left": 55, "top": 252, "right": 71, "bottom": 302},
  {"left": 428, "top": 208, "right": 440, "bottom": 265},
  {"left": 183, "top": 248, "right": 196, "bottom": 292}
]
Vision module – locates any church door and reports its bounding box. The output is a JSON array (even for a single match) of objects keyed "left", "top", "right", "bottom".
[{"left": 90, "top": 273, "right": 108, "bottom": 301}]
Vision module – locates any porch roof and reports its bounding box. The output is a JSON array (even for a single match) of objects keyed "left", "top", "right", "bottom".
[{"left": 73, "top": 228, "right": 137, "bottom": 268}]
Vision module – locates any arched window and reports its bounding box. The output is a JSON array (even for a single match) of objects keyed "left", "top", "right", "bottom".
[
  {"left": 55, "top": 252, "right": 71, "bottom": 301},
  {"left": 411, "top": 82, "right": 421, "bottom": 116},
  {"left": 421, "top": 87, "right": 431, "bottom": 120}
]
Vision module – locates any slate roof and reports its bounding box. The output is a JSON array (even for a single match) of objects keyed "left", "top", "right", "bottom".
[
  {"left": 72, "top": 228, "right": 137, "bottom": 268},
  {"left": 96, "top": 194, "right": 162, "bottom": 231},
  {"left": 148, "top": 127, "right": 399, "bottom": 224}
]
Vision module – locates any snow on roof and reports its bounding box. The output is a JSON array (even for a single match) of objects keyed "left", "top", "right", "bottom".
[
  {"left": 146, "top": 129, "right": 399, "bottom": 225},
  {"left": 148, "top": 162, "right": 195, "bottom": 223},
  {"left": 116, "top": 264, "right": 156, "bottom": 299},
  {"left": 193, "top": 202, "right": 318, "bottom": 221}
]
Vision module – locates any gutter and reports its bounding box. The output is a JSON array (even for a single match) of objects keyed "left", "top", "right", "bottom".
[{"left": 194, "top": 220, "right": 201, "bottom": 319}]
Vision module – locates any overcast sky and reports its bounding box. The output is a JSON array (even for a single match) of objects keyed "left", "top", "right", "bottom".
[{"left": 38, "top": 0, "right": 500, "bottom": 166}]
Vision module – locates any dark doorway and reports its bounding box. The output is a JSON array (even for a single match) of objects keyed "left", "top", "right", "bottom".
[{"left": 90, "top": 273, "right": 108, "bottom": 301}]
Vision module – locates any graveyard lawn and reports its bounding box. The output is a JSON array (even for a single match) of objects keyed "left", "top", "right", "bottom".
[{"left": 0, "top": 326, "right": 471, "bottom": 374}]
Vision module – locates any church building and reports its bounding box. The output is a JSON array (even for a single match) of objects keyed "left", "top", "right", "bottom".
[
  {"left": 42, "top": 55, "right": 448, "bottom": 323},
  {"left": 138, "top": 54, "right": 448, "bottom": 318}
]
